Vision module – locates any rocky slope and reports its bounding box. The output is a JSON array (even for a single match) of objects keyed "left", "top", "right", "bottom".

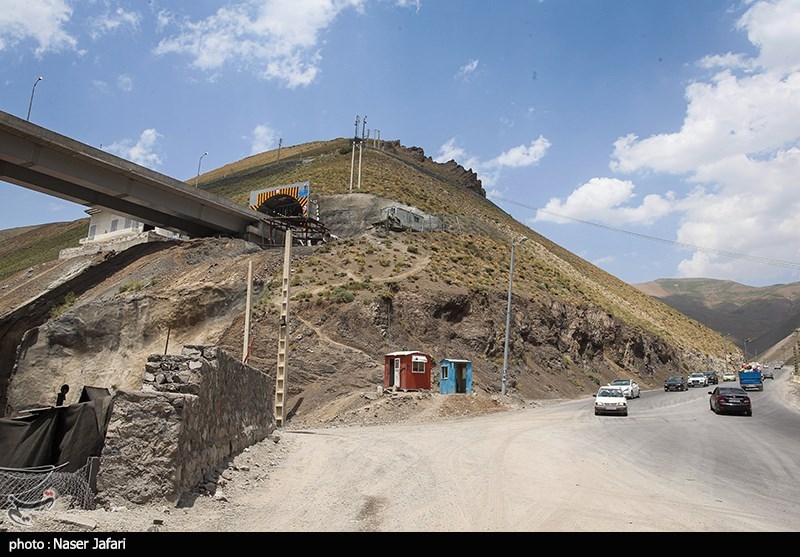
[
  {"left": 635, "top": 277, "right": 800, "bottom": 359},
  {"left": 0, "top": 138, "right": 739, "bottom": 425}
]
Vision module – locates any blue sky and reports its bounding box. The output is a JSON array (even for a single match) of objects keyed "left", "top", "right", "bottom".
[{"left": 1, "top": 0, "right": 799, "bottom": 288}]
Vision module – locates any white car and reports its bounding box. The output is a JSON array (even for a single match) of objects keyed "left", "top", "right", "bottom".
[
  {"left": 594, "top": 386, "right": 628, "bottom": 416},
  {"left": 608, "top": 378, "right": 640, "bottom": 399},
  {"left": 687, "top": 372, "right": 708, "bottom": 388},
  {"left": 722, "top": 369, "right": 737, "bottom": 382}
]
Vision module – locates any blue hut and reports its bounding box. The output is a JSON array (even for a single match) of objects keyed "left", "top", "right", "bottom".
[{"left": 439, "top": 359, "right": 472, "bottom": 394}]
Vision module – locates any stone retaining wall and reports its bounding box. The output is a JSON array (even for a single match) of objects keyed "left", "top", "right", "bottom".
[{"left": 97, "top": 345, "right": 275, "bottom": 504}]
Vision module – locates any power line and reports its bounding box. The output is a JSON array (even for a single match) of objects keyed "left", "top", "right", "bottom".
[{"left": 488, "top": 194, "right": 800, "bottom": 271}]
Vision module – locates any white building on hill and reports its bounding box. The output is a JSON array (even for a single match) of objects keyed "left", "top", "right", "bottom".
[{"left": 59, "top": 207, "right": 187, "bottom": 259}]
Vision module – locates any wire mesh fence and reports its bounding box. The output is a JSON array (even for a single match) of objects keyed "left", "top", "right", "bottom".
[{"left": 0, "top": 461, "right": 96, "bottom": 511}]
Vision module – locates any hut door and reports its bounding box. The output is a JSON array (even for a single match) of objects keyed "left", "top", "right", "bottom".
[
  {"left": 393, "top": 358, "right": 401, "bottom": 389},
  {"left": 456, "top": 363, "right": 466, "bottom": 393}
]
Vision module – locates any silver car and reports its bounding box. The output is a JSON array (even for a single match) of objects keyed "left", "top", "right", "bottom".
[
  {"left": 687, "top": 372, "right": 708, "bottom": 388},
  {"left": 594, "top": 386, "right": 629, "bottom": 416},
  {"left": 608, "top": 378, "right": 641, "bottom": 399}
]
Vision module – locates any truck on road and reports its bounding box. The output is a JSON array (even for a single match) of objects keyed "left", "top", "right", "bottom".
[{"left": 739, "top": 363, "right": 764, "bottom": 391}]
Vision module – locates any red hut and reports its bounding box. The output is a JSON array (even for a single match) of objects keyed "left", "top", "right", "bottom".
[{"left": 384, "top": 351, "right": 432, "bottom": 391}]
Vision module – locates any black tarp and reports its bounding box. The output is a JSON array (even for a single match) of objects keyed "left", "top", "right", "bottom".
[{"left": 0, "top": 387, "right": 113, "bottom": 472}]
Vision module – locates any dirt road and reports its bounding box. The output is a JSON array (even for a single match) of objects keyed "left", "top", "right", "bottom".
[{"left": 8, "top": 375, "right": 800, "bottom": 533}]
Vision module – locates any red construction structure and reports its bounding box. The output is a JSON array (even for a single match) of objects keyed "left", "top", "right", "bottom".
[{"left": 384, "top": 351, "right": 432, "bottom": 391}]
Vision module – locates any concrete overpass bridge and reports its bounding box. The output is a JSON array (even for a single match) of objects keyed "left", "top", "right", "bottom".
[{"left": 0, "top": 110, "right": 318, "bottom": 244}]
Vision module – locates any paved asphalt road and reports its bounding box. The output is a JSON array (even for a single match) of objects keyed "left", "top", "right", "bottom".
[{"left": 221, "top": 368, "right": 800, "bottom": 532}]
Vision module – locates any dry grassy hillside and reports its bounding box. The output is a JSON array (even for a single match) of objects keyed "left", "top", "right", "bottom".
[
  {"left": 0, "top": 220, "right": 88, "bottom": 282},
  {"left": 0, "top": 138, "right": 740, "bottom": 424},
  {"left": 199, "top": 139, "right": 734, "bottom": 361},
  {"left": 634, "top": 277, "right": 800, "bottom": 360}
]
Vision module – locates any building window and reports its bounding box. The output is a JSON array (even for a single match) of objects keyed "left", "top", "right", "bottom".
[
  {"left": 124, "top": 218, "right": 132, "bottom": 229},
  {"left": 441, "top": 365, "right": 449, "bottom": 380},
  {"left": 110, "top": 219, "right": 118, "bottom": 232},
  {"left": 412, "top": 360, "right": 426, "bottom": 374}
]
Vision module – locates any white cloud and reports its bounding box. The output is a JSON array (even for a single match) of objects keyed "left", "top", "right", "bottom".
[
  {"left": 92, "top": 79, "right": 109, "bottom": 93},
  {"left": 154, "top": 0, "right": 366, "bottom": 88},
  {"left": 434, "top": 138, "right": 481, "bottom": 173},
  {"left": 93, "top": 75, "right": 133, "bottom": 94},
  {"left": 46, "top": 200, "right": 70, "bottom": 214},
  {"left": 89, "top": 6, "right": 140, "bottom": 40},
  {"left": 592, "top": 255, "right": 616, "bottom": 267},
  {"left": 612, "top": 0, "right": 800, "bottom": 178},
  {"left": 155, "top": 10, "right": 171, "bottom": 32},
  {"left": 395, "top": 0, "right": 421, "bottom": 12},
  {"left": 602, "top": 0, "right": 800, "bottom": 280},
  {"left": 0, "top": 0, "right": 77, "bottom": 55},
  {"left": 250, "top": 124, "right": 279, "bottom": 154},
  {"left": 698, "top": 52, "right": 755, "bottom": 72},
  {"left": 434, "top": 138, "right": 468, "bottom": 164},
  {"left": 610, "top": 70, "right": 800, "bottom": 175},
  {"left": 117, "top": 74, "right": 133, "bottom": 92},
  {"left": 435, "top": 136, "right": 551, "bottom": 189},
  {"left": 672, "top": 147, "right": 800, "bottom": 279},
  {"left": 487, "top": 136, "right": 550, "bottom": 168},
  {"left": 105, "top": 129, "right": 164, "bottom": 167},
  {"left": 534, "top": 178, "right": 675, "bottom": 226},
  {"left": 737, "top": 0, "right": 800, "bottom": 74},
  {"left": 455, "top": 58, "right": 479, "bottom": 80},
  {"left": 500, "top": 116, "right": 515, "bottom": 128}
]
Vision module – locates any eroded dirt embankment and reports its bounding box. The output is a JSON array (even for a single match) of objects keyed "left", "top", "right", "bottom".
[{"left": 0, "top": 242, "right": 176, "bottom": 414}]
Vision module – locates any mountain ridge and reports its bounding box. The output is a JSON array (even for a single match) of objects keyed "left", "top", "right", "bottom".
[
  {"left": 1, "top": 137, "right": 739, "bottom": 422},
  {"left": 634, "top": 277, "right": 800, "bottom": 361}
]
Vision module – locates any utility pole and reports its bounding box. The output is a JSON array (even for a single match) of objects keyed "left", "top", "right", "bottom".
[
  {"left": 277, "top": 138, "right": 282, "bottom": 161},
  {"left": 349, "top": 115, "right": 359, "bottom": 193},
  {"left": 274, "top": 230, "right": 292, "bottom": 427},
  {"left": 357, "top": 115, "right": 366, "bottom": 190},
  {"left": 243, "top": 260, "right": 253, "bottom": 363},
  {"left": 501, "top": 236, "right": 527, "bottom": 395}
]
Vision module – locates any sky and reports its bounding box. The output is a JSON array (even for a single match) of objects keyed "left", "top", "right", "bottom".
[{"left": 1, "top": 0, "right": 799, "bottom": 288}]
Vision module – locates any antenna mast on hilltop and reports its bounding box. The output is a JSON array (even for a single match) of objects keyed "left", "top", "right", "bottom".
[
  {"left": 349, "top": 115, "right": 360, "bottom": 193},
  {"left": 357, "top": 115, "right": 366, "bottom": 190}
]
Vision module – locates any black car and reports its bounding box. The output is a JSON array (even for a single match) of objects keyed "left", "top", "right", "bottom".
[
  {"left": 664, "top": 375, "right": 688, "bottom": 391},
  {"left": 709, "top": 386, "right": 752, "bottom": 416},
  {"left": 703, "top": 370, "right": 719, "bottom": 385}
]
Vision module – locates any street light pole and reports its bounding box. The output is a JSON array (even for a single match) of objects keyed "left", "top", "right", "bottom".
[
  {"left": 26, "top": 76, "right": 43, "bottom": 121},
  {"left": 744, "top": 338, "right": 751, "bottom": 362},
  {"left": 196, "top": 152, "right": 208, "bottom": 187},
  {"left": 724, "top": 333, "right": 731, "bottom": 374},
  {"left": 501, "top": 236, "right": 526, "bottom": 396}
]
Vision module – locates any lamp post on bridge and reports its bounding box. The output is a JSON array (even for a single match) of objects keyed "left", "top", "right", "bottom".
[
  {"left": 196, "top": 152, "right": 208, "bottom": 187},
  {"left": 26, "top": 76, "right": 43, "bottom": 122}
]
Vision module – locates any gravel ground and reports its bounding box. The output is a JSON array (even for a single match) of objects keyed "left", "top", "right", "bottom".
[{"left": 2, "top": 373, "right": 798, "bottom": 534}]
